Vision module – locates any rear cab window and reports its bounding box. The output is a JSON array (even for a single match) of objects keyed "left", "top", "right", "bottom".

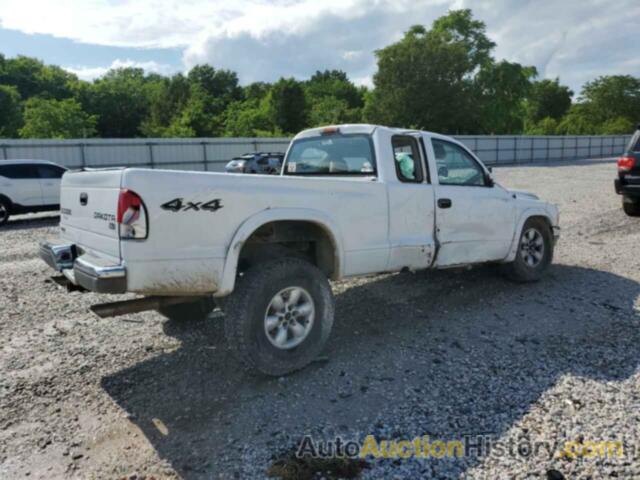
[{"left": 285, "top": 134, "right": 376, "bottom": 175}]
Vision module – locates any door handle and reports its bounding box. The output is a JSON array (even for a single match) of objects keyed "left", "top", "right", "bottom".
[{"left": 437, "top": 198, "right": 452, "bottom": 209}]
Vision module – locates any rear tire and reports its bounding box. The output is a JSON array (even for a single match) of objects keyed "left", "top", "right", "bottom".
[
  {"left": 0, "top": 198, "right": 10, "bottom": 226},
  {"left": 622, "top": 196, "right": 640, "bottom": 217},
  {"left": 223, "top": 257, "right": 334, "bottom": 376},
  {"left": 502, "top": 217, "right": 553, "bottom": 283},
  {"left": 157, "top": 297, "right": 215, "bottom": 321}
]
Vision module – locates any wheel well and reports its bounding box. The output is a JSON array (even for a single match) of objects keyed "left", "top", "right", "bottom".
[
  {"left": 0, "top": 194, "right": 12, "bottom": 210},
  {"left": 238, "top": 221, "right": 338, "bottom": 278},
  {"left": 524, "top": 215, "right": 554, "bottom": 240}
]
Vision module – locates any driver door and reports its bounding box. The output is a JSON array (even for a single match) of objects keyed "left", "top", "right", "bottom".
[{"left": 428, "top": 138, "right": 515, "bottom": 267}]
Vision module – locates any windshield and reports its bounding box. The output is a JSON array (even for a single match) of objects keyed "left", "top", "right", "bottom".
[{"left": 284, "top": 134, "right": 376, "bottom": 175}]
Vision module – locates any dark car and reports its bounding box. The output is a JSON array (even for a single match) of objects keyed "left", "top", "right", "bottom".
[
  {"left": 615, "top": 125, "right": 640, "bottom": 216},
  {"left": 225, "top": 152, "right": 285, "bottom": 174}
]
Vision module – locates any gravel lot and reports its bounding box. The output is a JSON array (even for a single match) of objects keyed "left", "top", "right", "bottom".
[{"left": 1, "top": 159, "right": 639, "bottom": 479}]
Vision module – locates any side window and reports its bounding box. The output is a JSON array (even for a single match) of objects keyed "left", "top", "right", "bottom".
[
  {"left": 631, "top": 132, "right": 640, "bottom": 152},
  {"left": 37, "top": 165, "right": 65, "bottom": 179},
  {"left": 0, "top": 164, "right": 38, "bottom": 179},
  {"left": 432, "top": 139, "right": 487, "bottom": 187},
  {"left": 392, "top": 136, "right": 423, "bottom": 183}
]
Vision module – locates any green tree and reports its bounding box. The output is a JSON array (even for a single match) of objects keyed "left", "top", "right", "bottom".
[
  {"left": 19, "top": 97, "right": 96, "bottom": 138},
  {"left": 365, "top": 20, "right": 480, "bottom": 132},
  {"left": 304, "top": 70, "right": 364, "bottom": 126},
  {"left": 187, "top": 65, "right": 242, "bottom": 102},
  {"left": 145, "top": 65, "right": 246, "bottom": 137},
  {"left": 578, "top": 75, "right": 640, "bottom": 125},
  {"left": 477, "top": 60, "right": 537, "bottom": 133},
  {"left": 556, "top": 104, "right": 598, "bottom": 135},
  {"left": 0, "top": 84, "right": 23, "bottom": 137},
  {"left": 0, "top": 55, "right": 76, "bottom": 99},
  {"left": 305, "top": 70, "right": 364, "bottom": 108},
  {"left": 168, "top": 84, "right": 224, "bottom": 137},
  {"left": 599, "top": 116, "right": 635, "bottom": 135},
  {"left": 224, "top": 98, "right": 274, "bottom": 137},
  {"left": 431, "top": 9, "right": 495, "bottom": 69},
  {"left": 243, "top": 82, "right": 271, "bottom": 102},
  {"left": 267, "top": 78, "right": 309, "bottom": 134},
  {"left": 524, "top": 117, "right": 559, "bottom": 135},
  {"left": 140, "top": 73, "right": 191, "bottom": 137},
  {"left": 74, "top": 68, "right": 150, "bottom": 137},
  {"left": 526, "top": 78, "right": 573, "bottom": 123},
  {"left": 308, "top": 96, "right": 362, "bottom": 126}
]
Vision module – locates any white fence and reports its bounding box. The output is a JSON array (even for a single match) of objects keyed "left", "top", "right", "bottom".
[{"left": 0, "top": 135, "right": 631, "bottom": 171}]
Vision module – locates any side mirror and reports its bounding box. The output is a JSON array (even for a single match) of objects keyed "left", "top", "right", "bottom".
[
  {"left": 487, "top": 167, "right": 493, "bottom": 173},
  {"left": 438, "top": 166, "right": 449, "bottom": 178}
]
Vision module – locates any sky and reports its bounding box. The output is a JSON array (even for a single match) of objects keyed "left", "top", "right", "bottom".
[{"left": 0, "top": 0, "right": 638, "bottom": 94}]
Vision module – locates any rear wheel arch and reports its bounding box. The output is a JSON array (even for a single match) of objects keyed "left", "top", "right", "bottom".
[
  {"left": 216, "top": 210, "right": 344, "bottom": 297},
  {"left": 0, "top": 195, "right": 12, "bottom": 225},
  {"left": 237, "top": 220, "right": 339, "bottom": 275},
  {"left": 0, "top": 194, "right": 13, "bottom": 210}
]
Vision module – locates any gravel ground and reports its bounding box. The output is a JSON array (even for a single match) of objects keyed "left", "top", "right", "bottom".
[{"left": 1, "top": 158, "right": 639, "bottom": 480}]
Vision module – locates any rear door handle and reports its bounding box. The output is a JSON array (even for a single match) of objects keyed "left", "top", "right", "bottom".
[{"left": 437, "top": 198, "right": 452, "bottom": 209}]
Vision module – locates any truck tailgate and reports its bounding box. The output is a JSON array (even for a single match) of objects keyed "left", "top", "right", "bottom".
[{"left": 59, "top": 169, "right": 123, "bottom": 261}]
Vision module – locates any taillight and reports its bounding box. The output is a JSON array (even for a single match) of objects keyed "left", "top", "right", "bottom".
[
  {"left": 321, "top": 127, "right": 340, "bottom": 135},
  {"left": 117, "top": 189, "right": 148, "bottom": 239},
  {"left": 618, "top": 156, "right": 636, "bottom": 172}
]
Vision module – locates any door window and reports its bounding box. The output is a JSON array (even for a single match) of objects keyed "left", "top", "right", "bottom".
[
  {"left": 432, "top": 139, "right": 487, "bottom": 187},
  {"left": 0, "top": 164, "right": 39, "bottom": 179},
  {"left": 392, "top": 136, "right": 423, "bottom": 183}
]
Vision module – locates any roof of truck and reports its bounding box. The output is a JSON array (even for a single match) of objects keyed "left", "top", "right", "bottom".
[{"left": 293, "top": 124, "right": 444, "bottom": 140}]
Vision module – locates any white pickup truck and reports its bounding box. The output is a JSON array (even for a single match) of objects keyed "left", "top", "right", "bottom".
[{"left": 40, "top": 124, "right": 560, "bottom": 375}]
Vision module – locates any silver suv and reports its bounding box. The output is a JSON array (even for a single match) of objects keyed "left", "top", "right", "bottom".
[{"left": 225, "top": 152, "right": 285, "bottom": 174}]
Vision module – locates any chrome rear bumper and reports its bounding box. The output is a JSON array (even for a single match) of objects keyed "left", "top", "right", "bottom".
[{"left": 39, "top": 242, "right": 126, "bottom": 294}]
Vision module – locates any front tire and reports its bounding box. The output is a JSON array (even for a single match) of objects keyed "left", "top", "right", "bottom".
[
  {"left": 502, "top": 217, "right": 553, "bottom": 283},
  {"left": 223, "top": 257, "right": 334, "bottom": 376},
  {"left": 622, "top": 196, "right": 640, "bottom": 217},
  {"left": 0, "top": 198, "right": 10, "bottom": 226}
]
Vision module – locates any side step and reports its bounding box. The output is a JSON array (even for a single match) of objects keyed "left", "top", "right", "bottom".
[{"left": 90, "top": 296, "right": 212, "bottom": 318}]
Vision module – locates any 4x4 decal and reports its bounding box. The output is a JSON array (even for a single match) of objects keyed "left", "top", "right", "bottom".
[{"left": 161, "top": 198, "right": 223, "bottom": 213}]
